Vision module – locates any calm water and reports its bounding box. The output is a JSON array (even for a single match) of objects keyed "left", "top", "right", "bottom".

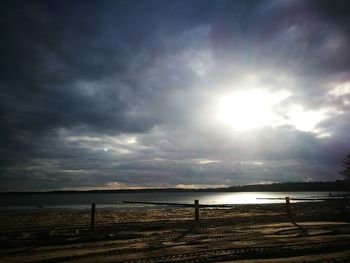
[{"left": 0, "top": 191, "right": 348, "bottom": 211}]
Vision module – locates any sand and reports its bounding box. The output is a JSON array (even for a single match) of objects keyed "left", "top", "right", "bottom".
[{"left": 0, "top": 201, "right": 349, "bottom": 262}]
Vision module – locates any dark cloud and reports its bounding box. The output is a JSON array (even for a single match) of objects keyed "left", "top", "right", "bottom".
[{"left": 0, "top": 0, "right": 349, "bottom": 191}]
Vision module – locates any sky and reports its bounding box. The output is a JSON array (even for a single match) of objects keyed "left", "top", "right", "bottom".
[{"left": 0, "top": 0, "right": 350, "bottom": 192}]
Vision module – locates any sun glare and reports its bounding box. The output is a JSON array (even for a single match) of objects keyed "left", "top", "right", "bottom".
[{"left": 217, "top": 89, "right": 289, "bottom": 130}]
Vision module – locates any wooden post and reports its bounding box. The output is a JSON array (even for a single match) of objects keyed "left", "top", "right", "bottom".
[
  {"left": 91, "top": 203, "right": 96, "bottom": 230},
  {"left": 194, "top": 200, "right": 199, "bottom": 223},
  {"left": 285, "top": 197, "right": 291, "bottom": 217}
]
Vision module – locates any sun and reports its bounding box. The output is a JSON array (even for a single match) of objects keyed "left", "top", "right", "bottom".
[{"left": 217, "top": 89, "right": 289, "bottom": 130}]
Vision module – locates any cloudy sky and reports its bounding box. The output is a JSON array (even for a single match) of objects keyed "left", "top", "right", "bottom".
[{"left": 1, "top": 0, "right": 349, "bottom": 192}]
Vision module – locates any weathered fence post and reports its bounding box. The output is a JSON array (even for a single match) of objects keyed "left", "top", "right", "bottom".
[
  {"left": 91, "top": 203, "right": 96, "bottom": 230},
  {"left": 285, "top": 197, "right": 291, "bottom": 217},
  {"left": 194, "top": 200, "right": 200, "bottom": 223}
]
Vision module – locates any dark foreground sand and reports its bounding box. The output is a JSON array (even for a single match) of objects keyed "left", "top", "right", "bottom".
[{"left": 0, "top": 201, "right": 349, "bottom": 262}]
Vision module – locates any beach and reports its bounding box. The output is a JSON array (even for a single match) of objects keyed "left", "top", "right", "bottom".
[{"left": 0, "top": 201, "right": 349, "bottom": 262}]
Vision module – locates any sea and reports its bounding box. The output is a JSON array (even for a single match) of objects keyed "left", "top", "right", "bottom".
[{"left": 0, "top": 191, "right": 348, "bottom": 211}]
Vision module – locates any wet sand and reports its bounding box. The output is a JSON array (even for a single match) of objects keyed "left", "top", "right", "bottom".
[{"left": 0, "top": 201, "right": 349, "bottom": 262}]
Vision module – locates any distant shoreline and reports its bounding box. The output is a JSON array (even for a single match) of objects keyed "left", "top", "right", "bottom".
[{"left": 1, "top": 180, "right": 349, "bottom": 194}]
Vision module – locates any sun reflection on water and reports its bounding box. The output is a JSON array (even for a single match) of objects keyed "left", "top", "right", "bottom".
[{"left": 197, "top": 192, "right": 287, "bottom": 205}]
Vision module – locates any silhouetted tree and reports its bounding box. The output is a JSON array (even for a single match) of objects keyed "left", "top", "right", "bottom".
[{"left": 339, "top": 154, "right": 350, "bottom": 180}]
